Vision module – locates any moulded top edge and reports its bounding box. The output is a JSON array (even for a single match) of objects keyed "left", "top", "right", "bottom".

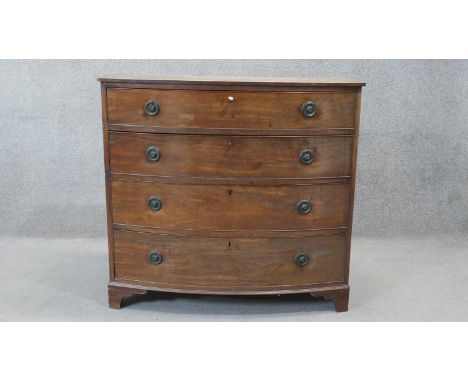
[{"left": 97, "top": 74, "right": 366, "bottom": 87}]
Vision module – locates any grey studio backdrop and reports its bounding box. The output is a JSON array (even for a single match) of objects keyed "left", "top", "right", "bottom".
[{"left": 1, "top": 59, "right": 467, "bottom": 238}]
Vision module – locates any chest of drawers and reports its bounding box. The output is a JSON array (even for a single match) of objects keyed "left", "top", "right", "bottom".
[{"left": 99, "top": 75, "right": 364, "bottom": 312}]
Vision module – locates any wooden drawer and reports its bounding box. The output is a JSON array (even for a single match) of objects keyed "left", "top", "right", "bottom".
[
  {"left": 107, "top": 89, "right": 355, "bottom": 130},
  {"left": 111, "top": 181, "right": 350, "bottom": 231},
  {"left": 109, "top": 132, "right": 353, "bottom": 180},
  {"left": 113, "top": 230, "right": 346, "bottom": 288}
]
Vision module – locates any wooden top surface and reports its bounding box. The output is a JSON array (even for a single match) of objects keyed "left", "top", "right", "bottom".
[{"left": 98, "top": 75, "right": 365, "bottom": 87}]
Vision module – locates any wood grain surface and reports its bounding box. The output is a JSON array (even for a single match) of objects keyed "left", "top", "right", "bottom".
[
  {"left": 100, "top": 76, "right": 364, "bottom": 311},
  {"left": 113, "top": 230, "right": 346, "bottom": 287},
  {"left": 111, "top": 181, "right": 350, "bottom": 231},
  {"left": 99, "top": 75, "right": 365, "bottom": 87},
  {"left": 107, "top": 89, "right": 355, "bottom": 129},
  {"left": 109, "top": 132, "right": 353, "bottom": 180}
]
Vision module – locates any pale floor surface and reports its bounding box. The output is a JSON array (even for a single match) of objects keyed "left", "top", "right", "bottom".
[{"left": 0, "top": 235, "right": 467, "bottom": 321}]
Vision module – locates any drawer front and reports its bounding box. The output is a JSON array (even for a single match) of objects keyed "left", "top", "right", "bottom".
[
  {"left": 113, "top": 230, "right": 346, "bottom": 287},
  {"left": 111, "top": 181, "right": 349, "bottom": 231},
  {"left": 109, "top": 133, "right": 353, "bottom": 179},
  {"left": 107, "top": 89, "right": 355, "bottom": 129}
]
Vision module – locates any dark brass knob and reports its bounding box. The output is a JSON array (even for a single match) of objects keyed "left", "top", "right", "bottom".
[
  {"left": 295, "top": 252, "right": 309, "bottom": 267},
  {"left": 146, "top": 146, "right": 161, "bottom": 162},
  {"left": 145, "top": 100, "right": 160, "bottom": 116},
  {"left": 148, "top": 251, "right": 163, "bottom": 265},
  {"left": 297, "top": 200, "right": 312, "bottom": 214},
  {"left": 301, "top": 101, "right": 316, "bottom": 118},
  {"left": 148, "top": 197, "right": 162, "bottom": 211},
  {"left": 299, "top": 149, "right": 315, "bottom": 165}
]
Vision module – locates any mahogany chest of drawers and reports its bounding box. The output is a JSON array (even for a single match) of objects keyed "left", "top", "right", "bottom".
[{"left": 99, "top": 75, "right": 364, "bottom": 312}]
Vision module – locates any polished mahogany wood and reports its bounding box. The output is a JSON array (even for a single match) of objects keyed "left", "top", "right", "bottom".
[
  {"left": 107, "top": 88, "right": 355, "bottom": 129},
  {"left": 343, "top": 91, "right": 362, "bottom": 287},
  {"left": 101, "top": 83, "right": 116, "bottom": 281},
  {"left": 99, "top": 75, "right": 365, "bottom": 87},
  {"left": 111, "top": 181, "right": 350, "bottom": 231},
  {"left": 109, "top": 132, "right": 353, "bottom": 180},
  {"left": 113, "top": 230, "right": 346, "bottom": 288},
  {"left": 111, "top": 224, "right": 347, "bottom": 238},
  {"left": 108, "top": 285, "right": 148, "bottom": 309},
  {"left": 310, "top": 285, "right": 350, "bottom": 312},
  {"left": 107, "top": 124, "right": 354, "bottom": 137},
  {"left": 99, "top": 75, "right": 365, "bottom": 312}
]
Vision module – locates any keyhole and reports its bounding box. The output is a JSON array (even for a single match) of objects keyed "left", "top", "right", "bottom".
[{"left": 228, "top": 189, "right": 232, "bottom": 196}]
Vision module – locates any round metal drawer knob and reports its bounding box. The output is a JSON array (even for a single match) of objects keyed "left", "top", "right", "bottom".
[
  {"left": 148, "top": 251, "right": 163, "bottom": 265},
  {"left": 299, "top": 149, "right": 315, "bottom": 165},
  {"left": 301, "top": 101, "right": 317, "bottom": 118},
  {"left": 297, "top": 200, "right": 312, "bottom": 214},
  {"left": 148, "top": 197, "right": 162, "bottom": 211},
  {"left": 146, "top": 146, "right": 161, "bottom": 162},
  {"left": 295, "top": 252, "right": 309, "bottom": 267},
  {"left": 145, "top": 100, "right": 160, "bottom": 116}
]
